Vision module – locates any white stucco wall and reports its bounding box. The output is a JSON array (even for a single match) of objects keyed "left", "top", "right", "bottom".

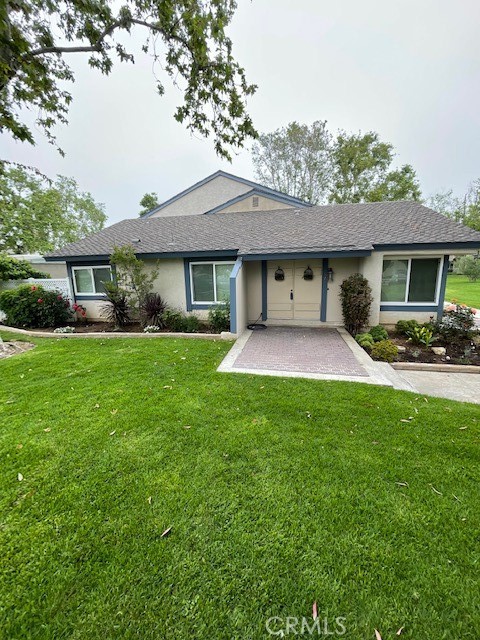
[
  {"left": 232, "top": 262, "right": 248, "bottom": 335},
  {"left": 149, "top": 176, "right": 250, "bottom": 218},
  {"left": 326, "top": 258, "right": 360, "bottom": 324},
  {"left": 245, "top": 261, "right": 263, "bottom": 323}
]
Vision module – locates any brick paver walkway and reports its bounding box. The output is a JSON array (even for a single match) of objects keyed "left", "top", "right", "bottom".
[{"left": 232, "top": 327, "right": 368, "bottom": 377}]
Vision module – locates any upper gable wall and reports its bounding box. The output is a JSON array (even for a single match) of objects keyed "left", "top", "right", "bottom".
[
  {"left": 217, "top": 194, "right": 295, "bottom": 214},
  {"left": 149, "top": 175, "right": 251, "bottom": 218}
]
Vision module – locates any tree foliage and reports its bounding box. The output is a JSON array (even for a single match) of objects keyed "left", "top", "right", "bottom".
[
  {"left": 139, "top": 192, "right": 159, "bottom": 216},
  {"left": 0, "top": 167, "right": 106, "bottom": 253},
  {"left": 0, "top": 253, "right": 47, "bottom": 280},
  {"left": 454, "top": 255, "right": 480, "bottom": 282},
  {"left": 0, "top": 0, "right": 256, "bottom": 160},
  {"left": 252, "top": 121, "right": 421, "bottom": 205},
  {"left": 428, "top": 180, "right": 480, "bottom": 232},
  {"left": 110, "top": 244, "right": 158, "bottom": 314}
]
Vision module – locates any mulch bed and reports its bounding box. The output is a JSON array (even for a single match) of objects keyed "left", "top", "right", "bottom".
[
  {"left": 389, "top": 332, "right": 480, "bottom": 366},
  {"left": 28, "top": 322, "right": 215, "bottom": 335}
]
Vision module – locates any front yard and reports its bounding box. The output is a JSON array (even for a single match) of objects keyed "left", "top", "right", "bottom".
[{"left": 1, "top": 332, "right": 479, "bottom": 639}]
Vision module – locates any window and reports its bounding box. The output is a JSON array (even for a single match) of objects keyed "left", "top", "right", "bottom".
[
  {"left": 72, "top": 266, "right": 112, "bottom": 295},
  {"left": 190, "top": 262, "right": 234, "bottom": 304},
  {"left": 381, "top": 258, "right": 440, "bottom": 304}
]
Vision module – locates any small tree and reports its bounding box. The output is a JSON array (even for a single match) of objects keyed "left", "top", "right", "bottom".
[
  {"left": 109, "top": 245, "right": 159, "bottom": 317},
  {"left": 454, "top": 254, "right": 480, "bottom": 282},
  {"left": 340, "top": 273, "right": 373, "bottom": 335}
]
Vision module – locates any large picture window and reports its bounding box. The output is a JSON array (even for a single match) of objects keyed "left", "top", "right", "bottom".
[
  {"left": 190, "top": 262, "right": 234, "bottom": 304},
  {"left": 381, "top": 258, "right": 440, "bottom": 304},
  {"left": 72, "top": 266, "right": 112, "bottom": 295}
]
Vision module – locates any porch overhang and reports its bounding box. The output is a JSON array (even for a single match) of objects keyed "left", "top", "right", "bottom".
[{"left": 240, "top": 248, "right": 373, "bottom": 261}]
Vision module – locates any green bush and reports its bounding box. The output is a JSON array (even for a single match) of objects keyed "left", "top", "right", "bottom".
[
  {"left": 407, "top": 325, "right": 435, "bottom": 348},
  {"left": 208, "top": 303, "right": 230, "bottom": 333},
  {"left": 395, "top": 319, "right": 419, "bottom": 336},
  {"left": 370, "top": 339, "right": 398, "bottom": 363},
  {"left": 355, "top": 332, "right": 374, "bottom": 349},
  {"left": 163, "top": 309, "right": 186, "bottom": 332},
  {"left": 370, "top": 325, "right": 388, "bottom": 342},
  {"left": 340, "top": 273, "right": 373, "bottom": 335},
  {"left": 182, "top": 314, "right": 200, "bottom": 333},
  {"left": 0, "top": 284, "right": 71, "bottom": 328},
  {"left": 0, "top": 254, "right": 47, "bottom": 280}
]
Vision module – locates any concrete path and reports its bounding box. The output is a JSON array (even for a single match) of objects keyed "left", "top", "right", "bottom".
[{"left": 395, "top": 370, "right": 480, "bottom": 404}]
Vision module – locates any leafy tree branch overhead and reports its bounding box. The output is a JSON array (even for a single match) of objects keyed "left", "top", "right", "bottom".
[{"left": 0, "top": 0, "right": 257, "bottom": 159}]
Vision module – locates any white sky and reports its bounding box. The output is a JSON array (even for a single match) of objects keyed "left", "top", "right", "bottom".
[{"left": 2, "top": 0, "right": 480, "bottom": 224}]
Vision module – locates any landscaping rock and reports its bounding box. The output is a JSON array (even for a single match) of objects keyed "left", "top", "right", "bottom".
[
  {"left": 396, "top": 345, "right": 406, "bottom": 353},
  {"left": 432, "top": 346, "right": 446, "bottom": 356}
]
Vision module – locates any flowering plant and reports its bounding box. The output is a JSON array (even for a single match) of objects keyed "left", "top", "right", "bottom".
[
  {"left": 143, "top": 325, "right": 161, "bottom": 333},
  {"left": 54, "top": 326, "right": 75, "bottom": 334},
  {"left": 72, "top": 303, "right": 87, "bottom": 323}
]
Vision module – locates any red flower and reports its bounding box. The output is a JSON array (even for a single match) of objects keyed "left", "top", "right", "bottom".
[
  {"left": 57, "top": 295, "right": 63, "bottom": 301},
  {"left": 31, "top": 286, "right": 37, "bottom": 291},
  {"left": 37, "top": 298, "right": 43, "bottom": 303}
]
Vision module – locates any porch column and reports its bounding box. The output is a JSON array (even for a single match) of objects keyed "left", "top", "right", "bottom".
[
  {"left": 437, "top": 255, "right": 450, "bottom": 319},
  {"left": 321, "top": 258, "right": 329, "bottom": 322},
  {"left": 229, "top": 257, "right": 245, "bottom": 334}
]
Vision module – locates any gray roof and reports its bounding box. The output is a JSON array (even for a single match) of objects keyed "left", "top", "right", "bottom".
[{"left": 46, "top": 201, "right": 480, "bottom": 260}]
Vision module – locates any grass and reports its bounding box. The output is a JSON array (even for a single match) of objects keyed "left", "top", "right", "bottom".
[
  {"left": 445, "top": 274, "right": 480, "bottom": 308},
  {"left": 0, "top": 333, "right": 479, "bottom": 639}
]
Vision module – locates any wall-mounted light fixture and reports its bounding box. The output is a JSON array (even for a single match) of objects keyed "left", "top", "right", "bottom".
[
  {"left": 303, "top": 266, "right": 314, "bottom": 280},
  {"left": 274, "top": 266, "right": 285, "bottom": 281},
  {"left": 328, "top": 267, "right": 334, "bottom": 282}
]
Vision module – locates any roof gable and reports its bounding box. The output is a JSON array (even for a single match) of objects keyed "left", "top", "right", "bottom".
[{"left": 141, "top": 170, "right": 311, "bottom": 218}]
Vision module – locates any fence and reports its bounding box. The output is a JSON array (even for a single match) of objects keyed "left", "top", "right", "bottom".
[{"left": 0, "top": 278, "right": 74, "bottom": 303}]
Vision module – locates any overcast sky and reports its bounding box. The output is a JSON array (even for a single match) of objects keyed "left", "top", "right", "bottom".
[{"left": 3, "top": 0, "right": 480, "bottom": 224}]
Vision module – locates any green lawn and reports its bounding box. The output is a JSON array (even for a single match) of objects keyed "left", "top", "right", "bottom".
[
  {"left": 445, "top": 273, "right": 480, "bottom": 308},
  {"left": 1, "top": 333, "right": 479, "bottom": 639}
]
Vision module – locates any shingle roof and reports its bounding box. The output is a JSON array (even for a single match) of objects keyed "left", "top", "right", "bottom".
[{"left": 46, "top": 201, "right": 480, "bottom": 260}]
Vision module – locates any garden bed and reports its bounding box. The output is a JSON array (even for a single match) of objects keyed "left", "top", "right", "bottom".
[
  {"left": 389, "top": 332, "right": 480, "bottom": 366},
  {"left": 27, "top": 321, "right": 215, "bottom": 335}
]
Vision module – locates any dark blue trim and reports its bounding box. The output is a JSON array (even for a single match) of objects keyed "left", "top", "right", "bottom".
[
  {"left": 184, "top": 259, "right": 192, "bottom": 312},
  {"left": 242, "top": 250, "right": 372, "bottom": 261},
  {"left": 261, "top": 261, "right": 267, "bottom": 321},
  {"left": 375, "top": 242, "right": 480, "bottom": 251},
  {"left": 229, "top": 258, "right": 243, "bottom": 334},
  {"left": 321, "top": 258, "right": 328, "bottom": 322},
  {"left": 437, "top": 255, "right": 450, "bottom": 319},
  {"left": 204, "top": 188, "right": 309, "bottom": 215},
  {"left": 48, "top": 250, "right": 238, "bottom": 262},
  {"left": 75, "top": 295, "right": 108, "bottom": 301},
  {"left": 380, "top": 305, "right": 438, "bottom": 312},
  {"left": 141, "top": 170, "right": 312, "bottom": 218}
]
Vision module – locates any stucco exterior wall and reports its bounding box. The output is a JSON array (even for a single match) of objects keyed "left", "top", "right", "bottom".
[
  {"left": 34, "top": 262, "right": 67, "bottom": 278},
  {"left": 218, "top": 195, "right": 294, "bottom": 214},
  {"left": 379, "top": 310, "right": 438, "bottom": 326},
  {"left": 232, "top": 262, "right": 248, "bottom": 334},
  {"left": 326, "top": 258, "right": 360, "bottom": 324},
  {"left": 148, "top": 176, "right": 250, "bottom": 218},
  {"left": 245, "top": 261, "right": 262, "bottom": 324}
]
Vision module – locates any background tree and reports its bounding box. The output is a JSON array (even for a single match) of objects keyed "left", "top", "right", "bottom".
[
  {"left": 139, "top": 193, "right": 159, "bottom": 216},
  {"left": 454, "top": 255, "right": 480, "bottom": 282},
  {"left": 428, "top": 180, "right": 480, "bottom": 232},
  {"left": 329, "top": 131, "right": 421, "bottom": 203},
  {"left": 0, "top": 167, "right": 106, "bottom": 253},
  {"left": 251, "top": 121, "right": 332, "bottom": 203},
  {"left": 252, "top": 121, "right": 421, "bottom": 204},
  {"left": 0, "top": 0, "right": 256, "bottom": 161}
]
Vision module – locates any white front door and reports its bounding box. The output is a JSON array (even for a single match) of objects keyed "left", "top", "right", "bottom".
[{"left": 267, "top": 260, "right": 322, "bottom": 320}]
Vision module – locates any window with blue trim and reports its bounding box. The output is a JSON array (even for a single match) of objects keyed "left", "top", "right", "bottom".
[
  {"left": 381, "top": 258, "right": 440, "bottom": 304},
  {"left": 190, "top": 262, "right": 234, "bottom": 304},
  {"left": 72, "top": 266, "right": 112, "bottom": 295}
]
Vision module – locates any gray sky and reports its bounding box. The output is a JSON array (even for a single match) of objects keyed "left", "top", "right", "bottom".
[{"left": 3, "top": 0, "right": 480, "bottom": 224}]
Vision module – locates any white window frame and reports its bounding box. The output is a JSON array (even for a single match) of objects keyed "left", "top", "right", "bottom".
[
  {"left": 380, "top": 256, "right": 442, "bottom": 305},
  {"left": 71, "top": 265, "right": 112, "bottom": 296},
  {"left": 189, "top": 261, "right": 235, "bottom": 305}
]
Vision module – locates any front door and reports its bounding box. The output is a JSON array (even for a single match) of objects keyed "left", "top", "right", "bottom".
[{"left": 267, "top": 260, "right": 322, "bottom": 320}]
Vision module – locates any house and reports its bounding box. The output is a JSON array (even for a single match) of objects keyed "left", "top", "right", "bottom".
[{"left": 45, "top": 172, "right": 480, "bottom": 335}]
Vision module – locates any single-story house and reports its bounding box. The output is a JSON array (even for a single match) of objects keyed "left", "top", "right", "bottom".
[{"left": 45, "top": 184, "right": 480, "bottom": 335}]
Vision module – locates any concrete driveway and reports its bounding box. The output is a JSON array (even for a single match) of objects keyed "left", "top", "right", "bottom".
[{"left": 395, "top": 369, "right": 480, "bottom": 404}]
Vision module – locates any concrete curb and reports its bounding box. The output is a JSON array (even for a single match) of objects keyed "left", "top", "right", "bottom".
[
  {"left": 392, "top": 362, "right": 480, "bottom": 374},
  {"left": 0, "top": 324, "right": 227, "bottom": 340}
]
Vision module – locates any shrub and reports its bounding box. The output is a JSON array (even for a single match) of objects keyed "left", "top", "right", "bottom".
[
  {"left": 355, "top": 332, "right": 374, "bottom": 349},
  {"left": 370, "top": 339, "right": 398, "bottom": 363},
  {"left": 163, "top": 309, "right": 187, "bottom": 332},
  {"left": 432, "top": 304, "right": 476, "bottom": 342},
  {"left": 182, "top": 314, "right": 200, "bottom": 333},
  {"left": 407, "top": 325, "right": 435, "bottom": 348},
  {"left": 140, "top": 292, "right": 167, "bottom": 328},
  {"left": 0, "top": 284, "right": 71, "bottom": 328},
  {"left": 339, "top": 274, "right": 373, "bottom": 336},
  {"left": 370, "top": 325, "right": 388, "bottom": 342},
  {"left": 395, "top": 319, "right": 419, "bottom": 336},
  {"left": 0, "top": 254, "right": 47, "bottom": 280},
  {"left": 208, "top": 302, "right": 230, "bottom": 333},
  {"left": 454, "top": 254, "right": 480, "bottom": 282},
  {"left": 101, "top": 282, "right": 131, "bottom": 328}
]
